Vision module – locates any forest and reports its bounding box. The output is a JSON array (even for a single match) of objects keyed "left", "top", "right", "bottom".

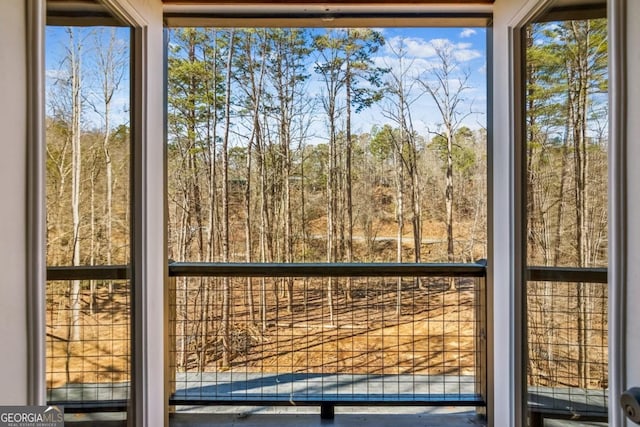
[
  {"left": 165, "top": 27, "right": 488, "bottom": 266},
  {"left": 45, "top": 27, "right": 489, "bottom": 269},
  {"left": 43, "top": 20, "right": 608, "bottom": 392},
  {"left": 524, "top": 18, "right": 608, "bottom": 393},
  {"left": 45, "top": 23, "right": 607, "bottom": 270}
]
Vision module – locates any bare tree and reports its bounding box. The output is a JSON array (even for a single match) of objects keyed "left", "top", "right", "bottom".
[
  {"left": 382, "top": 38, "right": 423, "bottom": 265},
  {"left": 221, "top": 29, "right": 236, "bottom": 366},
  {"left": 93, "top": 28, "right": 127, "bottom": 298},
  {"left": 419, "top": 40, "right": 473, "bottom": 266},
  {"left": 65, "top": 27, "right": 84, "bottom": 342}
]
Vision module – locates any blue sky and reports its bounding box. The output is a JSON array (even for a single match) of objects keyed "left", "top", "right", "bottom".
[
  {"left": 46, "top": 26, "right": 131, "bottom": 130},
  {"left": 297, "top": 27, "right": 487, "bottom": 143},
  {"left": 349, "top": 27, "right": 487, "bottom": 137},
  {"left": 46, "top": 26, "right": 487, "bottom": 138}
]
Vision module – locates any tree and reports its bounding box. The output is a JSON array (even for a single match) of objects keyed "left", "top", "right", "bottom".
[
  {"left": 93, "top": 28, "right": 128, "bottom": 299},
  {"left": 266, "top": 29, "right": 310, "bottom": 310},
  {"left": 558, "top": 18, "right": 607, "bottom": 388},
  {"left": 419, "top": 40, "right": 473, "bottom": 265},
  {"left": 343, "top": 29, "right": 386, "bottom": 271},
  {"left": 62, "top": 27, "right": 84, "bottom": 342},
  {"left": 167, "top": 28, "right": 216, "bottom": 369},
  {"left": 382, "top": 38, "right": 423, "bottom": 264},
  {"left": 314, "top": 29, "right": 385, "bottom": 319},
  {"left": 372, "top": 125, "right": 405, "bottom": 313},
  {"left": 234, "top": 28, "right": 269, "bottom": 324},
  {"left": 220, "top": 29, "right": 236, "bottom": 367}
]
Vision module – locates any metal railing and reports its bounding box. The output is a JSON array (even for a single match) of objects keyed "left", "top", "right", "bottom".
[
  {"left": 525, "top": 266, "right": 608, "bottom": 425},
  {"left": 43, "top": 261, "right": 610, "bottom": 423},
  {"left": 167, "top": 261, "right": 487, "bottom": 413},
  {"left": 45, "top": 265, "right": 130, "bottom": 413},
  {"left": 44, "top": 262, "right": 488, "bottom": 415}
]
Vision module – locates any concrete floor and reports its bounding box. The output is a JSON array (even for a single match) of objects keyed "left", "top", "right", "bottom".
[
  {"left": 168, "top": 407, "right": 608, "bottom": 427},
  {"left": 62, "top": 407, "right": 609, "bottom": 427},
  {"left": 170, "top": 406, "right": 486, "bottom": 427}
]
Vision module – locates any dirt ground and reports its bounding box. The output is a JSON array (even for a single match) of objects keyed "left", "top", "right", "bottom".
[
  {"left": 47, "top": 277, "right": 482, "bottom": 389},
  {"left": 46, "top": 276, "right": 607, "bottom": 393}
]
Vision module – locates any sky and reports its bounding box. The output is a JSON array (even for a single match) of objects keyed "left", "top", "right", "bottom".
[
  {"left": 294, "top": 27, "right": 487, "bottom": 143},
  {"left": 46, "top": 26, "right": 487, "bottom": 139},
  {"left": 348, "top": 27, "right": 487, "bottom": 138},
  {"left": 45, "top": 26, "right": 131, "bottom": 130}
]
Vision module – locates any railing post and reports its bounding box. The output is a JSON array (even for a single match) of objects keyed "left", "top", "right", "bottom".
[
  {"left": 475, "top": 261, "right": 488, "bottom": 418},
  {"left": 320, "top": 404, "right": 335, "bottom": 420},
  {"left": 166, "top": 273, "right": 176, "bottom": 415}
]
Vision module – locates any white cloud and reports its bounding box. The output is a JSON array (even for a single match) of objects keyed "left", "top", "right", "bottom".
[
  {"left": 460, "top": 28, "right": 477, "bottom": 38},
  {"left": 46, "top": 69, "right": 69, "bottom": 80},
  {"left": 454, "top": 48, "right": 482, "bottom": 62},
  {"left": 384, "top": 36, "right": 481, "bottom": 64},
  {"left": 386, "top": 36, "right": 437, "bottom": 59}
]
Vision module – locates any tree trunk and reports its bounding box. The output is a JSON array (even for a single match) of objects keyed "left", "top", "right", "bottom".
[
  {"left": 89, "top": 159, "right": 97, "bottom": 314},
  {"left": 69, "top": 27, "right": 82, "bottom": 342},
  {"left": 345, "top": 55, "right": 354, "bottom": 301},
  {"left": 446, "top": 128, "right": 454, "bottom": 264},
  {"left": 394, "top": 145, "right": 404, "bottom": 315},
  {"left": 221, "top": 30, "right": 235, "bottom": 367}
]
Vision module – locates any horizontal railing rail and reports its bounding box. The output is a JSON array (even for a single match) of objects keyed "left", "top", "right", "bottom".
[
  {"left": 166, "top": 260, "right": 489, "bottom": 415},
  {"left": 46, "top": 264, "right": 130, "bottom": 281},
  {"left": 168, "top": 260, "right": 488, "bottom": 278},
  {"left": 45, "top": 399, "right": 129, "bottom": 413},
  {"left": 45, "top": 262, "right": 487, "bottom": 281},
  {"left": 526, "top": 266, "right": 607, "bottom": 283},
  {"left": 45, "top": 262, "right": 606, "bottom": 283}
]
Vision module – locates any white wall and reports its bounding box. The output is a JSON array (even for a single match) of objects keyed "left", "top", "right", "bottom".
[{"left": 0, "top": 0, "right": 28, "bottom": 405}]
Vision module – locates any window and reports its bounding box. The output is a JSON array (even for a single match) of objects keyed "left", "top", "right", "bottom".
[
  {"left": 165, "top": 21, "right": 490, "bottom": 414},
  {"left": 166, "top": 26, "right": 488, "bottom": 264},
  {"left": 45, "top": 1, "right": 133, "bottom": 420},
  {"left": 521, "top": 5, "right": 609, "bottom": 425}
]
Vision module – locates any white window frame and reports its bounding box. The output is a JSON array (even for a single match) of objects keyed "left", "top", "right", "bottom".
[{"left": 27, "top": 1, "right": 166, "bottom": 426}]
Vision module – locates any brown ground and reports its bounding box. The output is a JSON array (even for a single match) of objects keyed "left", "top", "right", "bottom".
[
  {"left": 176, "top": 276, "right": 481, "bottom": 377},
  {"left": 46, "top": 276, "right": 607, "bottom": 394},
  {"left": 46, "top": 284, "right": 130, "bottom": 389},
  {"left": 47, "top": 277, "right": 482, "bottom": 389}
]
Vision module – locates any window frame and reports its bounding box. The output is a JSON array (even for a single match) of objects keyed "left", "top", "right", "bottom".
[{"left": 31, "top": 1, "right": 155, "bottom": 425}]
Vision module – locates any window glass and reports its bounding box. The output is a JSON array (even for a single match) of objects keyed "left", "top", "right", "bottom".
[
  {"left": 523, "top": 15, "right": 609, "bottom": 425},
  {"left": 166, "top": 27, "right": 488, "bottom": 263},
  {"left": 45, "top": 13, "right": 132, "bottom": 421}
]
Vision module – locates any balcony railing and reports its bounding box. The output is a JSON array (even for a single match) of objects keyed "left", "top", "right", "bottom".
[
  {"left": 44, "top": 262, "right": 608, "bottom": 423},
  {"left": 166, "top": 261, "right": 488, "bottom": 416},
  {"left": 45, "top": 265, "right": 130, "bottom": 412},
  {"left": 526, "top": 266, "right": 608, "bottom": 426}
]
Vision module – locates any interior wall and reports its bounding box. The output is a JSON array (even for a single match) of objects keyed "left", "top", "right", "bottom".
[{"left": 0, "top": 0, "right": 28, "bottom": 405}]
